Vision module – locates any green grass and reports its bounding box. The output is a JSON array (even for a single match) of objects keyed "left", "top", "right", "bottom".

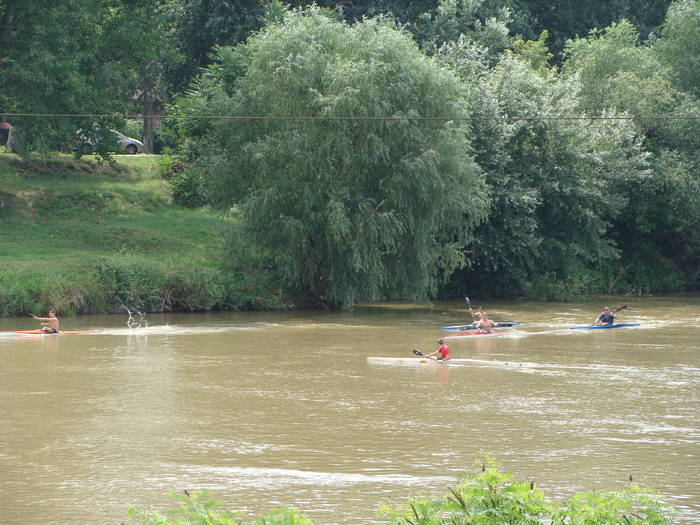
[
  {"left": 0, "top": 153, "right": 223, "bottom": 266},
  {"left": 0, "top": 153, "right": 288, "bottom": 315}
]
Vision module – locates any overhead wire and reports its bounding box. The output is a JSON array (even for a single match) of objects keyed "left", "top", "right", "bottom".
[{"left": 1, "top": 112, "right": 698, "bottom": 121}]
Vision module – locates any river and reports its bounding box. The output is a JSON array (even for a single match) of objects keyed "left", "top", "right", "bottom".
[{"left": 0, "top": 294, "right": 698, "bottom": 524}]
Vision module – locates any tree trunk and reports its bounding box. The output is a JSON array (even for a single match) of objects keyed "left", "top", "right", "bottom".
[
  {"left": 142, "top": 99, "right": 156, "bottom": 154},
  {"left": 138, "top": 62, "right": 163, "bottom": 154},
  {"left": 0, "top": 7, "right": 14, "bottom": 49}
]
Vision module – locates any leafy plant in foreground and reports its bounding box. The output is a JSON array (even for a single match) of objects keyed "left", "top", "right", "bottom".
[
  {"left": 381, "top": 458, "right": 674, "bottom": 524},
  {"left": 127, "top": 490, "right": 312, "bottom": 525}
]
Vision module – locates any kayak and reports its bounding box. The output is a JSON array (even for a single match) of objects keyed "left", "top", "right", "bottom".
[
  {"left": 0, "top": 330, "right": 97, "bottom": 336},
  {"left": 442, "top": 322, "right": 520, "bottom": 331},
  {"left": 368, "top": 356, "right": 458, "bottom": 365},
  {"left": 569, "top": 323, "right": 640, "bottom": 330},
  {"left": 367, "top": 357, "right": 525, "bottom": 367},
  {"left": 443, "top": 330, "right": 510, "bottom": 339}
]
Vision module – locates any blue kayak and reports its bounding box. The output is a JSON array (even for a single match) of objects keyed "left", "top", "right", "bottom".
[
  {"left": 569, "top": 323, "right": 640, "bottom": 330},
  {"left": 442, "top": 322, "right": 520, "bottom": 331}
]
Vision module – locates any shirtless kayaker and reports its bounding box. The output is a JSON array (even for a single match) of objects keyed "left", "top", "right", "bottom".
[
  {"left": 473, "top": 307, "right": 496, "bottom": 332},
  {"left": 33, "top": 310, "right": 60, "bottom": 333}
]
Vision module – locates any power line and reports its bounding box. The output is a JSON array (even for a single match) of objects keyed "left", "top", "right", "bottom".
[{"left": 1, "top": 112, "right": 698, "bottom": 121}]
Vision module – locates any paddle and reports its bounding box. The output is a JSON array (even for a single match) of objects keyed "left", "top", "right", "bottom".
[
  {"left": 614, "top": 304, "right": 629, "bottom": 313},
  {"left": 465, "top": 296, "right": 475, "bottom": 318},
  {"left": 412, "top": 349, "right": 436, "bottom": 360}
]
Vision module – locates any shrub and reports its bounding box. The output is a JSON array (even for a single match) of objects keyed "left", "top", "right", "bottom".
[
  {"left": 127, "top": 490, "right": 311, "bottom": 525},
  {"left": 525, "top": 270, "right": 595, "bottom": 301},
  {"left": 382, "top": 457, "right": 674, "bottom": 524},
  {"left": 0, "top": 270, "right": 100, "bottom": 316},
  {"left": 169, "top": 167, "right": 207, "bottom": 208}
]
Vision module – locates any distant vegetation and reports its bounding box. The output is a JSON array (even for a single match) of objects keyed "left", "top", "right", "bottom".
[
  {"left": 126, "top": 458, "right": 675, "bottom": 524},
  {"left": 1, "top": 0, "right": 698, "bottom": 311}
]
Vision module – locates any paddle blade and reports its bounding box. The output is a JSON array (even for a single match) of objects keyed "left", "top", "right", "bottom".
[
  {"left": 465, "top": 296, "right": 471, "bottom": 308},
  {"left": 615, "top": 304, "right": 629, "bottom": 312},
  {"left": 412, "top": 349, "right": 425, "bottom": 356}
]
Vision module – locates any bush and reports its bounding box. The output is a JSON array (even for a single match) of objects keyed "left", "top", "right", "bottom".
[
  {"left": 0, "top": 270, "right": 100, "bottom": 316},
  {"left": 0, "top": 255, "right": 290, "bottom": 316},
  {"left": 93, "top": 257, "right": 230, "bottom": 313},
  {"left": 169, "top": 167, "right": 207, "bottom": 208},
  {"left": 383, "top": 457, "right": 674, "bottom": 524},
  {"left": 525, "top": 270, "right": 595, "bottom": 301},
  {"left": 127, "top": 490, "right": 311, "bottom": 525},
  {"left": 218, "top": 222, "right": 291, "bottom": 310}
]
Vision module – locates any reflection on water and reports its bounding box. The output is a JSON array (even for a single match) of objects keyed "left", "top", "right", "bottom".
[{"left": 0, "top": 295, "right": 699, "bottom": 524}]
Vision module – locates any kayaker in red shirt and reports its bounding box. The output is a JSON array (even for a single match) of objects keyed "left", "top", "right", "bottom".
[{"left": 425, "top": 339, "right": 451, "bottom": 361}]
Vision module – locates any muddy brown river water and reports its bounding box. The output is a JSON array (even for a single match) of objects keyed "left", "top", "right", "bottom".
[{"left": 1, "top": 294, "right": 698, "bottom": 523}]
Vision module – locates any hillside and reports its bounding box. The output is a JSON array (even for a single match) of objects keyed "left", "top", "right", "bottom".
[{"left": 0, "top": 154, "right": 284, "bottom": 316}]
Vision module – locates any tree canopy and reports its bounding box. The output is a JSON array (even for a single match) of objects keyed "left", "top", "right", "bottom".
[
  {"left": 1, "top": 0, "right": 697, "bottom": 305},
  {"left": 183, "top": 8, "right": 488, "bottom": 307}
]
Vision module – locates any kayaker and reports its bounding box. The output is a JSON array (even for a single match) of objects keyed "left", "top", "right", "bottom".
[
  {"left": 474, "top": 307, "right": 496, "bottom": 332},
  {"left": 593, "top": 307, "right": 615, "bottom": 325},
  {"left": 33, "top": 310, "right": 60, "bottom": 333},
  {"left": 424, "top": 339, "right": 451, "bottom": 361}
]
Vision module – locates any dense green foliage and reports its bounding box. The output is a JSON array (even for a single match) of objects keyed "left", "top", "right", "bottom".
[
  {"left": 176, "top": 3, "right": 697, "bottom": 303},
  {"left": 0, "top": 0, "right": 177, "bottom": 154},
  {"left": 181, "top": 9, "right": 488, "bottom": 307},
  {"left": 1, "top": 0, "right": 698, "bottom": 308},
  {"left": 434, "top": 40, "right": 649, "bottom": 298},
  {"left": 560, "top": 15, "right": 700, "bottom": 295},
  {"left": 126, "top": 460, "right": 674, "bottom": 524}
]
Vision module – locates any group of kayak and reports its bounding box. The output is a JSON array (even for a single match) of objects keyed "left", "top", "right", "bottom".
[{"left": 416, "top": 299, "right": 640, "bottom": 362}]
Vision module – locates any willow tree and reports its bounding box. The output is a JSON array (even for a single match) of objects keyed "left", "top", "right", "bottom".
[{"left": 184, "top": 7, "right": 488, "bottom": 307}]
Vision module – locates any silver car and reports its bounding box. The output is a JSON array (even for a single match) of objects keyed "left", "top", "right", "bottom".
[
  {"left": 77, "top": 129, "right": 145, "bottom": 154},
  {"left": 110, "top": 130, "right": 144, "bottom": 154}
]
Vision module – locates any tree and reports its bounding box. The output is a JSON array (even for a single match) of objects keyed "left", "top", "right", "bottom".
[
  {"left": 164, "top": 0, "right": 264, "bottom": 95},
  {"left": 561, "top": 18, "right": 700, "bottom": 292},
  {"left": 0, "top": 0, "right": 179, "bottom": 154},
  {"left": 0, "top": 0, "right": 129, "bottom": 152},
  {"left": 181, "top": 7, "right": 488, "bottom": 307},
  {"left": 434, "top": 40, "right": 648, "bottom": 298},
  {"left": 100, "top": 0, "right": 181, "bottom": 153},
  {"left": 521, "top": 0, "right": 672, "bottom": 61},
  {"left": 656, "top": 0, "right": 700, "bottom": 98},
  {"left": 411, "top": 0, "right": 515, "bottom": 60}
]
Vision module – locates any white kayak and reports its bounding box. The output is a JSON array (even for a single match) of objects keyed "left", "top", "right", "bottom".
[{"left": 366, "top": 357, "right": 526, "bottom": 367}]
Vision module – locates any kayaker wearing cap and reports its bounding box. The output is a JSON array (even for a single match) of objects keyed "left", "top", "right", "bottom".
[{"left": 593, "top": 307, "right": 614, "bottom": 325}]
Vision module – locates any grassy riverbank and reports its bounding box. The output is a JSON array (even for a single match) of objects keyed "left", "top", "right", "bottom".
[{"left": 0, "top": 154, "right": 286, "bottom": 316}]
